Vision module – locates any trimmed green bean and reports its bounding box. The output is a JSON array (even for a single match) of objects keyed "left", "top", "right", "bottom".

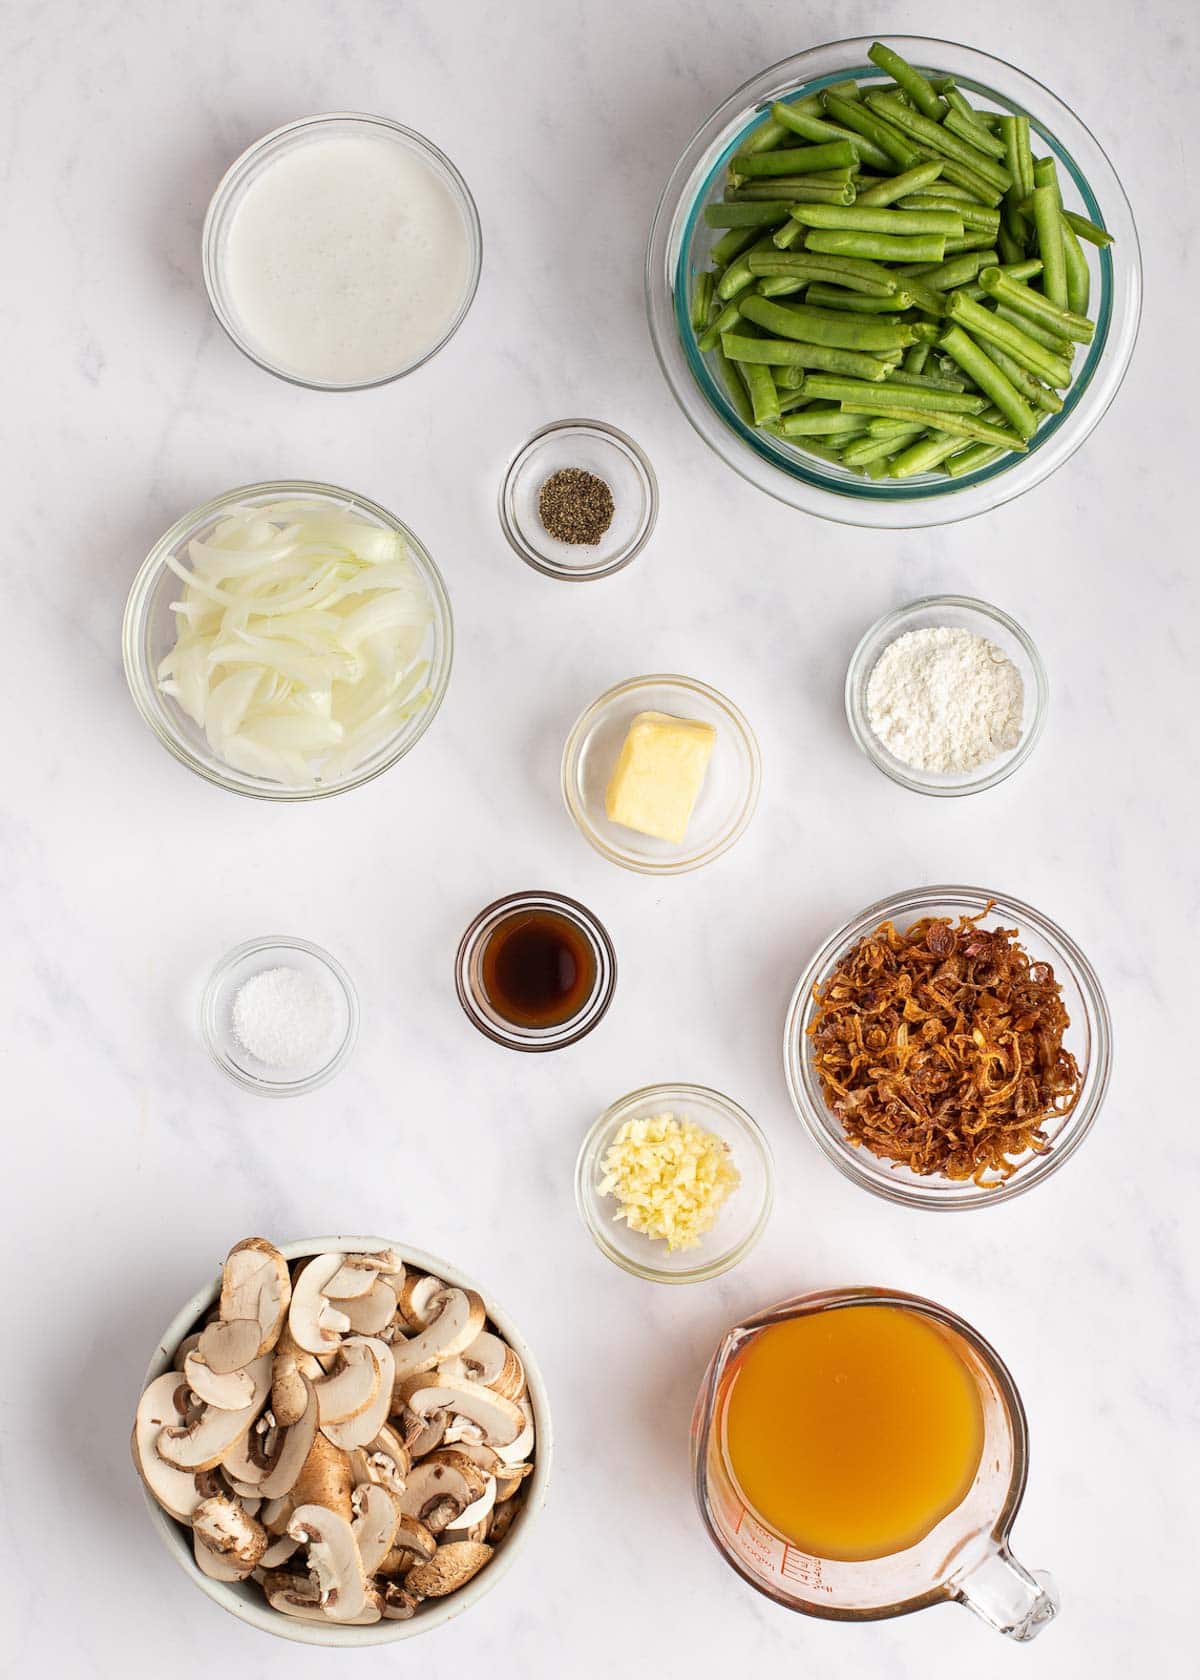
[
  {"left": 841, "top": 399, "right": 1026, "bottom": 449},
  {"left": 727, "top": 179, "right": 856, "bottom": 204},
  {"left": 713, "top": 338, "right": 755, "bottom": 423},
  {"left": 897, "top": 249, "right": 997, "bottom": 290},
  {"left": 802, "top": 375, "right": 988, "bottom": 412},
  {"left": 756, "top": 276, "right": 807, "bottom": 298},
  {"left": 855, "top": 160, "right": 946, "bottom": 206},
  {"left": 867, "top": 42, "right": 947, "bottom": 119},
  {"left": 945, "top": 441, "right": 1007, "bottom": 475},
  {"left": 776, "top": 409, "right": 875, "bottom": 437},
  {"left": 937, "top": 322, "right": 1038, "bottom": 438},
  {"left": 704, "top": 202, "right": 794, "bottom": 228},
  {"left": 787, "top": 204, "right": 963, "bottom": 236},
  {"left": 900, "top": 195, "right": 1000, "bottom": 234},
  {"left": 737, "top": 114, "right": 791, "bottom": 155},
  {"left": 776, "top": 363, "right": 806, "bottom": 389},
  {"left": 943, "top": 90, "right": 1008, "bottom": 156},
  {"left": 993, "top": 302, "right": 1072, "bottom": 356},
  {"left": 977, "top": 265, "right": 1094, "bottom": 341},
  {"left": 748, "top": 251, "right": 899, "bottom": 296},
  {"left": 740, "top": 359, "right": 781, "bottom": 425},
  {"left": 805, "top": 228, "right": 947, "bottom": 263},
  {"left": 864, "top": 91, "right": 1012, "bottom": 192},
  {"left": 739, "top": 293, "right": 916, "bottom": 350},
  {"left": 690, "top": 272, "right": 714, "bottom": 334},
  {"left": 888, "top": 431, "right": 973, "bottom": 477},
  {"left": 804, "top": 285, "right": 911, "bottom": 312},
  {"left": 902, "top": 340, "right": 932, "bottom": 374},
  {"left": 886, "top": 367, "right": 969, "bottom": 394},
  {"left": 943, "top": 232, "right": 1001, "bottom": 255},
  {"left": 709, "top": 224, "right": 760, "bottom": 267},
  {"left": 944, "top": 290, "right": 1074, "bottom": 385},
  {"left": 770, "top": 101, "right": 895, "bottom": 171},
  {"left": 715, "top": 235, "right": 777, "bottom": 301},
  {"left": 733, "top": 140, "right": 858, "bottom": 178},
  {"left": 1060, "top": 213, "right": 1091, "bottom": 315},
  {"left": 1063, "top": 208, "right": 1113, "bottom": 248},
  {"left": 1030, "top": 183, "right": 1068, "bottom": 307},
  {"left": 821, "top": 91, "right": 919, "bottom": 169},
  {"left": 842, "top": 426, "right": 927, "bottom": 466},
  {"left": 934, "top": 157, "right": 1005, "bottom": 206},
  {"left": 980, "top": 340, "right": 1063, "bottom": 414},
  {"left": 720, "top": 334, "right": 892, "bottom": 380},
  {"left": 902, "top": 278, "right": 948, "bottom": 317}
]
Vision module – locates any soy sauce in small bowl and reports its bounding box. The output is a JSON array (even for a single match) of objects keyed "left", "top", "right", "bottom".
[{"left": 456, "top": 891, "right": 616, "bottom": 1051}]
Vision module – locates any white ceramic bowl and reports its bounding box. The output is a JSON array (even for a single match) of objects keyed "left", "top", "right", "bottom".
[{"left": 137, "top": 1235, "right": 552, "bottom": 1646}]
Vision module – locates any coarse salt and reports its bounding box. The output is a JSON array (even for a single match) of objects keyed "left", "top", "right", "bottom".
[
  {"left": 866, "top": 625, "right": 1024, "bottom": 775},
  {"left": 231, "top": 965, "right": 336, "bottom": 1069}
]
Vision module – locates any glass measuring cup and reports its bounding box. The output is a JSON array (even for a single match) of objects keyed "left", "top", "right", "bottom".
[{"left": 692, "top": 1286, "right": 1059, "bottom": 1642}]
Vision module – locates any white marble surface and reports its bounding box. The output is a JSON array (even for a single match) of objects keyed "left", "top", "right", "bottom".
[{"left": 3, "top": 0, "right": 1196, "bottom": 1673}]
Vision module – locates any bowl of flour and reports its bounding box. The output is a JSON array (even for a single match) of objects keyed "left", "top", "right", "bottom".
[{"left": 845, "top": 595, "right": 1048, "bottom": 796}]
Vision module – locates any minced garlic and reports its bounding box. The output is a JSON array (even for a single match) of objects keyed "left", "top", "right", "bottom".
[{"left": 598, "top": 1112, "right": 741, "bottom": 1252}]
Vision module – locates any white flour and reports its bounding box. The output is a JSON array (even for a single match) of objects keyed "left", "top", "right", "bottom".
[{"left": 866, "top": 626, "right": 1024, "bottom": 774}]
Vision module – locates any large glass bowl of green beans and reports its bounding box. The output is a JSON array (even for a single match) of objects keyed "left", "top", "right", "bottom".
[{"left": 646, "top": 36, "right": 1141, "bottom": 528}]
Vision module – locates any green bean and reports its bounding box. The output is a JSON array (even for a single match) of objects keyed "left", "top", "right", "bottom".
[
  {"left": 866, "top": 42, "right": 947, "bottom": 119},
  {"left": 902, "top": 340, "right": 932, "bottom": 374},
  {"left": 698, "top": 297, "right": 744, "bottom": 351},
  {"left": 748, "top": 251, "right": 899, "bottom": 295},
  {"left": 1030, "top": 184, "right": 1068, "bottom": 307},
  {"left": 944, "top": 233, "right": 1001, "bottom": 256},
  {"left": 740, "top": 359, "right": 781, "bottom": 425},
  {"left": 709, "top": 224, "right": 760, "bottom": 267},
  {"left": 937, "top": 322, "right": 1038, "bottom": 439},
  {"left": 690, "top": 272, "right": 714, "bottom": 334},
  {"left": 864, "top": 91, "right": 1012, "bottom": 192},
  {"left": 769, "top": 101, "right": 895, "bottom": 171},
  {"left": 704, "top": 202, "right": 794, "bottom": 228},
  {"left": 842, "top": 425, "right": 927, "bottom": 466},
  {"left": 977, "top": 265, "right": 1094, "bottom": 341},
  {"left": 945, "top": 441, "right": 1007, "bottom": 475},
  {"left": 713, "top": 337, "right": 755, "bottom": 423},
  {"left": 886, "top": 367, "right": 969, "bottom": 394},
  {"left": 944, "top": 290, "right": 1074, "bottom": 385},
  {"left": 715, "top": 235, "right": 777, "bottom": 301},
  {"left": 897, "top": 249, "right": 997, "bottom": 290},
  {"left": 993, "top": 302, "right": 1072, "bottom": 356},
  {"left": 888, "top": 431, "right": 974, "bottom": 477},
  {"left": 855, "top": 160, "right": 946, "bottom": 206},
  {"left": 756, "top": 276, "right": 806, "bottom": 298},
  {"left": 979, "top": 340, "right": 1063, "bottom": 414},
  {"left": 772, "top": 220, "right": 804, "bottom": 250},
  {"left": 802, "top": 375, "right": 987, "bottom": 412},
  {"left": 869, "top": 416, "right": 929, "bottom": 436},
  {"left": 776, "top": 408, "right": 875, "bottom": 437},
  {"left": 733, "top": 140, "right": 858, "bottom": 178},
  {"left": 821, "top": 92, "right": 919, "bottom": 169},
  {"left": 786, "top": 204, "right": 963, "bottom": 236},
  {"left": 942, "top": 90, "right": 1008, "bottom": 157},
  {"left": 841, "top": 399, "right": 1026, "bottom": 449},
  {"left": 902, "top": 278, "right": 949, "bottom": 317},
  {"left": 778, "top": 387, "right": 812, "bottom": 410},
  {"left": 805, "top": 228, "right": 947, "bottom": 263},
  {"left": 727, "top": 179, "right": 856, "bottom": 204},
  {"left": 1063, "top": 208, "right": 1113, "bottom": 248},
  {"left": 738, "top": 114, "right": 791, "bottom": 156},
  {"left": 996, "top": 223, "right": 1024, "bottom": 264},
  {"left": 1060, "top": 213, "right": 1090, "bottom": 315},
  {"left": 776, "top": 363, "right": 806, "bottom": 389},
  {"left": 899, "top": 195, "right": 1000, "bottom": 234},
  {"left": 721, "top": 333, "right": 892, "bottom": 380},
  {"left": 739, "top": 293, "right": 916, "bottom": 350},
  {"left": 908, "top": 320, "right": 943, "bottom": 341},
  {"left": 804, "top": 284, "right": 911, "bottom": 312}
]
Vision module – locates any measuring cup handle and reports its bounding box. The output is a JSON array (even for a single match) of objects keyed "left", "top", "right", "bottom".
[{"left": 955, "top": 1545, "right": 1060, "bottom": 1641}]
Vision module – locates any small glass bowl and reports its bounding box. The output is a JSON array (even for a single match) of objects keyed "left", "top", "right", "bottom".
[
  {"left": 202, "top": 113, "right": 482, "bottom": 390},
  {"left": 845, "top": 595, "right": 1048, "bottom": 796},
  {"left": 562, "top": 674, "right": 761, "bottom": 873},
  {"left": 200, "top": 936, "right": 359, "bottom": 1096},
  {"left": 646, "top": 35, "right": 1142, "bottom": 527},
  {"left": 576, "top": 1083, "right": 774, "bottom": 1283},
  {"left": 498, "top": 420, "right": 659, "bottom": 579},
  {"left": 783, "top": 885, "right": 1112, "bottom": 1209},
  {"left": 455, "top": 891, "right": 617, "bottom": 1052},
  {"left": 122, "top": 480, "right": 453, "bottom": 801}
]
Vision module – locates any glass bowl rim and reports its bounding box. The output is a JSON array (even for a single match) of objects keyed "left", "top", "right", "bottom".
[
  {"left": 454, "top": 889, "right": 618, "bottom": 1052},
  {"left": 844, "top": 594, "right": 1049, "bottom": 796},
  {"left": 782, "top": 883, "right": 1112, "bottom": 1209},
  {"left": 137, "top": 1233, "right": 552, "bottom": 1646},
  {"left": 201, "top": 111, "right": 483, "bottom": 392},
  {"left": 645, "top": 33, "right": 1143, "bottom": 528},
  {"left": 199, "top": 934, "right": 360, "bottom": 1096},
  {"left": 497, "top": 417, "right": 660, "bottom": 580},
  {"left": 121, "top": 478, "right": 454, "bottom": 802},
  {"left": 561, "top": 672, "right": 762, "bottom": 874},
  {"left": 575, "top": 1080, "right": 775, "bottom": 1282}
]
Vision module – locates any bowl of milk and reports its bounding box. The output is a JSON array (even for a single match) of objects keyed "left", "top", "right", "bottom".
[{"left": 202, "top": 113, "right": 481, "bottom": 389}]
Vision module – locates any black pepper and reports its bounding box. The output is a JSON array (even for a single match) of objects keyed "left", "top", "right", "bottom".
[{"left": 538, "top": 468, "right": 615, "bottom": 546}]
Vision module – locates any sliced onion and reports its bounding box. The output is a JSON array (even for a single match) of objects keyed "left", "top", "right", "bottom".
[{"left": 159, "top": 500, "right": 436, "bottom": 786}]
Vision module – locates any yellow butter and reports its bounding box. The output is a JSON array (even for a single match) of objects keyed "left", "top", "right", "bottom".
[{"left": 604, "top": 710, "right": 716, "bottom": 844}]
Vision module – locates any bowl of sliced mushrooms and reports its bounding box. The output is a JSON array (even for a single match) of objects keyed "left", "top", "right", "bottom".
[{"left": 131, "top": 1235, "right": 549, "bottom": 1645}]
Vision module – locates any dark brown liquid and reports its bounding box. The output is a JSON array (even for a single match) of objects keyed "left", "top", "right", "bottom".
[{"left": 481, "top": 909, "right": 596, "bottom": 1028}]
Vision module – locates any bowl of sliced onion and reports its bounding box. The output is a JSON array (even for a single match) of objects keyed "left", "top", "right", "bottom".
[{"left": 122, "top": 482, "right": 453, "bottom": 799}]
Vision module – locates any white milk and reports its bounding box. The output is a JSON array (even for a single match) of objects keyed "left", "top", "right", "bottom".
[{"left": 224, "top": 132, "right": 472, "bottom": 385}]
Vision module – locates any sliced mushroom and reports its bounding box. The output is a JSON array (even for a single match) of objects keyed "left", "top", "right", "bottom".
[
  {"left": 443, "top": 1412, "right": 485, "bottom": 1446},
  {"left": 193, "top": 1495, "right": 268, "bottom": 1572},
  {"left": 381, "top": 1582, "right": 420, "bottom": 1619},
  {"left": 313, "top": 1339, "right": 381, "bottom": 1426},
  {"left": 258, "top": 1534, "right": 300, "bottom": 1569},
  {"left": 496, "top": 1398, "right": 537, "bottom": 1466},
  {"left": 283, "top": 1428, "right": 353, "bottom": 1522},
  {"left": 197, "top": 1318, "right": 262, "bottom": 1377},
  {"left": 194, "top": 1529, "right": 252, "bottom": 1583},
  {"left": 395, "top": 1272, "right": 446, "bottom": 1331},
  {"left": 131, "top": 1373, "right": 204, "bottom": 1522},
  {"left": 435, "top": 1438, "right": 500, "bottom": 1478},
  {"left": 396, "top": 1458, "right": 480, "bottom": 1535},
  {"left": 221, "top": 1413, "right": 279, "bottom": 1489},
  {"left": 156, "top": 1353, "right": 272, "bottom": 1471},
  {"left": 288, "top": 1254, "right": 353, "bottom": 1356},
  {"left": 348, "top": 1423, "right": 411, "bottom": 1495},
  {"left": 321, "top": 1338, "right": 394, "bottom": 1451},
  {"left": 389, "top": 1290, "right": 486, "bottom": 1386},
  {"left": 256, "top": 1376, "right": 319, "bottom": 1499},
  {"left": 338, "top": 1279, "right": 398, "bottom": 1337},
  {"left": 287, "top": 1504, "right": 368, "bottom": 1623},
  {"left": 423, "top": 1449, "right": 489, "bottom": 1500},
  {"left": 173, "top": 1333, "right": 201, "bottom": 1373},
  {"left": 377, "top": 1513, "right": 438, "bottom": 1572},
  {"left": 495, "top": 1462, "right": 535, "bottom": 1501},
  {"left": 394, "top": 1404, "right": 447, "bottom": 1459},
  {"left": 219, "top": 1237, "right": 291, "bottom": 1357},
  {"left": 406, "top": 1541, "right": 493, "bottom": 1598},
  {"left": 441, "top": 1331, "right": 526, "bottom": 1402},
  {"left": 351, "top": 1482, "right": 400, "bottom": 1574},
  {"left": 396, "top": 1376, "right": 524, "bottom": 1449},
  {"left": 445, "top": 1474, "right": 496, "bottom": 1536},
  {"left": 321, "top": 1261, "right": 381, "bottom": 1301},
  {"left": 184, "top": 1349, "right": 255, "bottom": 1411},
  {"left": 488, "top": 1498, "right": 521, "bottom": 1546}
]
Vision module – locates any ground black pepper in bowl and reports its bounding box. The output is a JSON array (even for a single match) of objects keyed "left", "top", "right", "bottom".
[{"left": 538, "top": 468, "right": 615, "bottom": 545}]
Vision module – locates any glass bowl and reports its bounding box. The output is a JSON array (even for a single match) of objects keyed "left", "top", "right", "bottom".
[
  {"left": 138, "top": 1234, "right": 552, "bottom": 1646},
  {"left": 561, "top": 674, "right": 761, "bottom": 873},
  {"left": 455, "top": 890, "right": 617, "bottom": 1052},
  {"left": 498, "top": 419, "right": 659, "bottom": 579},
  {"left": 783, "top": 885, "right": 1112, "bottom": 1209},
  {"left": 576, "top": 1083, "right": 774, "bottom": 1283},
  {"left": 202, "top": 113, "right": 482, "bottom": 390},
  {"left": 845, "top": 594, "right": 1048, "bottom": 795},
  {"left": 200, "top": 935, "right": 358, "bottom": 1096},
  {"left": 122, "top": 480, "right": 453, "bottom": 801},
  {"left": 646, "top": 35, "right": 1142, "bottom": 527}
]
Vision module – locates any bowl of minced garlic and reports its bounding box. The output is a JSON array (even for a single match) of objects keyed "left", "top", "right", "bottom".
[{"left": 575, "top": 1084, "right": 774, "bottom": 1282}]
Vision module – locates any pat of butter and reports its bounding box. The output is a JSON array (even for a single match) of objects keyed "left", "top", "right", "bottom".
[{"left": 605, "top": 710, "right": 716, "bottom": 844}]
